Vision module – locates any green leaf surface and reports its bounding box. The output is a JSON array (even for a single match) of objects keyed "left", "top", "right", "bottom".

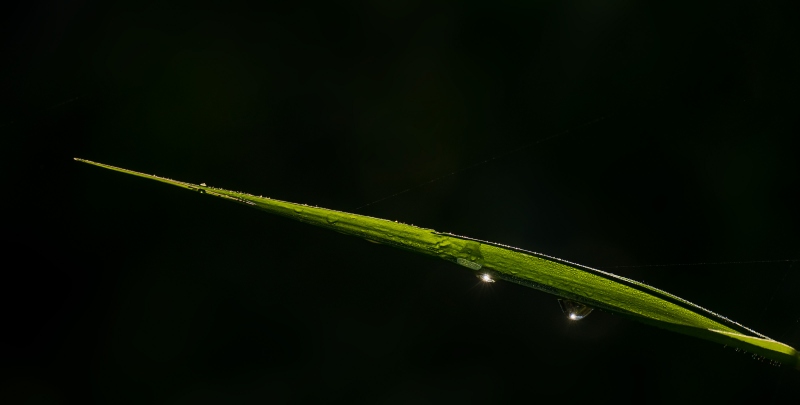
[{"left": 75, "top": 157, "right": 800, "bottom": 368}]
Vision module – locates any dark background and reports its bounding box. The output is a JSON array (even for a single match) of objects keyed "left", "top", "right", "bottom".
[{"left": 3, "top": 1, "right": 799, "bottom": 403}]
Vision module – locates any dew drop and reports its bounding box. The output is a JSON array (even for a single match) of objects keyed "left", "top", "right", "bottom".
[
  {"left": 326, "top": 215, "right": 338, "bottom": 224},
  {"left": 558, "top": 299, "right": 594, "bottom": 321},
  {"left": 294, "top": 207, "right": 303, "bottom": 213}
]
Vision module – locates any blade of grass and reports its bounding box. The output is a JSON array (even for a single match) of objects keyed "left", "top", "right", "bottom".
[{"left": 74, "top": 158, "right": 799, "bottom": 368}]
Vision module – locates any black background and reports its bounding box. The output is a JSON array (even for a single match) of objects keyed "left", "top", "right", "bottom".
[{"left": 4, "top": 1, "right": 800, "bottom": 403}]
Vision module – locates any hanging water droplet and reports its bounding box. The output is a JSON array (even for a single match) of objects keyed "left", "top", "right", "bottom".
[
  {"left": 477, "top": 273, "right": 495, "bottom": 283},
  {"left": 558, "top": 299, "right": 594, "bottom": 321}
]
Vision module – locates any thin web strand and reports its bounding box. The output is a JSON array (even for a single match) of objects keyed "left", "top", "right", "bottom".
[
  {"left": 1, "top": 94, "right": 89, "bottom": 129},
  {"left": 354, "top": 114, "right": 608, "bottom": 211},
  {"left": 604, "top": 259, "right": 798, "bottom": 269}
]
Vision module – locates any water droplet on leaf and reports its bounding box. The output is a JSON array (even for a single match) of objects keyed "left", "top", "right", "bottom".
[{"left": 558, "top": 299, "right": 594, "bottom": 321}]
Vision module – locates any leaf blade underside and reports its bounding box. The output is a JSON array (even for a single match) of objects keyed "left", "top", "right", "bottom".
[{"left": 75, "top": 158, "right": 799, "bottom": 368}]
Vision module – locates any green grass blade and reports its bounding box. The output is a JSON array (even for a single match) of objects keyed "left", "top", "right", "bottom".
[{"left": 74, "top": 158, "right": 800, "bottom": 368}]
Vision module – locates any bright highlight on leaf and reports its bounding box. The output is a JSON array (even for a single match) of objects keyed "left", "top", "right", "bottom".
[{"left": 74, "top": 158, "right": 799, "bottom": 369}]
